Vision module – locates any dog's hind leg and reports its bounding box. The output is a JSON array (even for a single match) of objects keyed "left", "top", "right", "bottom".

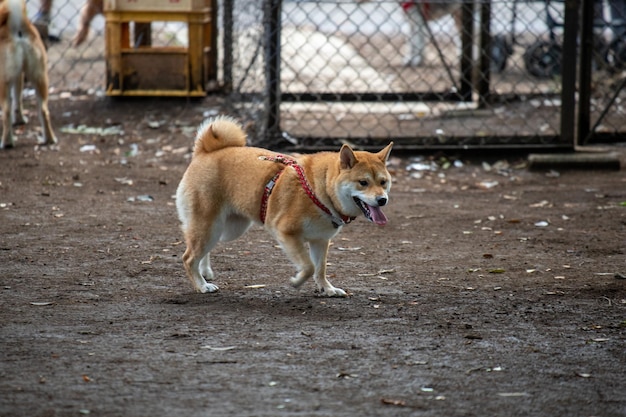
[
  {"left": 198, "top": 214, "right": 251, "bottom": 281},
  {"left": 32, "top": 73, "right": 57, "bottom": 146},
  {"left": 12, "top": 74, "right": 28, "bottom": 125},
  {"left": 309, "top": 239, "right": 347, "bottom": 297},
  {"left": 182, "top": 216, "right": 223, "bottom": 294},
  {"left": 198, "top": 254, "right": 214, "bottom": 282},
  {"left": 1, "top": 82, "right": 14, "bottom": 149},
  {"left": 36, "top": 95, "right": 57, "bottom": 146}
]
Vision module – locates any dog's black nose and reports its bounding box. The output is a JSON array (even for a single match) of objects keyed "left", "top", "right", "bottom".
[{"left": 377, "top": 197, "right": 387, "bottom": 207}]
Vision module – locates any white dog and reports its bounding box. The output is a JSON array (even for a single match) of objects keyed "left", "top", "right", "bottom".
[
  {"left": 0, "top": 0, "right": 57, "bottom": 149},
  {"left": 401, "top": 0, "right": 461, "bottom": 66}
]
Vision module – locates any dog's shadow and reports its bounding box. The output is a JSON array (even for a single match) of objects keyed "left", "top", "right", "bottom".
[{"left": 160, "top": 288, "right": 365, "bottom": 322}]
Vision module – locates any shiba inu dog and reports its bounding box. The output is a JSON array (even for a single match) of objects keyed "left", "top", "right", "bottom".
[
  {"left": 176, "top": 116, "right": 393, "bottom": 297},
  {"left": 0, "top": 0, "right": 57, "bottom": 149}
]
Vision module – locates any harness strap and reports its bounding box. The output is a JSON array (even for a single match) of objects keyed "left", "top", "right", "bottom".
[
  {"left": 259, "top": 154, "right": 354, "bottom": 228},
  {"left": 260, "top": 169, "right": 284, "bottom": 224}
]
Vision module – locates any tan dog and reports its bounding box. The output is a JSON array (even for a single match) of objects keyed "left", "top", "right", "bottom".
[
  {"left": 176, "top": 116, "right": 393, "bottom": 297},
  {"left": 0, "top": 0, "right": 57, "bottom": 149}
]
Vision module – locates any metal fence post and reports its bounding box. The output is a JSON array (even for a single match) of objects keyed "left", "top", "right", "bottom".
[
  {"left": 577, "top": 0, "right": 594, "bottom": 145},
  {"left": 560, "top": 0, "right": 580, "bottom": 147},
  {"left": 477, "top": 0, "right": 492, "bottom": 108},
  {"left": 264, "top": 0, "right": 282, "bottom": 144},
  {"left": 460, "top": 0, "right": 474, "bottom": 101},
  {"left": 222, "top": 0, "right": 233, "bottom": 92}
]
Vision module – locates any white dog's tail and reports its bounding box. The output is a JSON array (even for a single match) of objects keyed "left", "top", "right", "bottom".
[
  {"left": 193, "top": 116, "right": 247, "bottom": 156},
  {"left": 4, "top": 0, "right": 27, "bottom": 34}
]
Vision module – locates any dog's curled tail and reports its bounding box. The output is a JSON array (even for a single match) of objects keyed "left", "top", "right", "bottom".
[{"left": 193, "top": 116, "right": 247, "bottom": 155}]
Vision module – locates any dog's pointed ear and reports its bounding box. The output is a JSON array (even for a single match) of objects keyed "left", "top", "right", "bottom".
[
  {"left": 340, "top": 144, "right": 358, "bottom": 169},
  {"left": 377, "top": 142, "right": 393, "bottom": 163}
]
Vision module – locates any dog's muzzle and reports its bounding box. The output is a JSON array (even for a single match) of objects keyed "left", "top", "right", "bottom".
[{"left": 353, "top": 197, "right": 388, "bottom": 226}]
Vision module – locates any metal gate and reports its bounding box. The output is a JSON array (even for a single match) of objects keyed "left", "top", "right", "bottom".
[{"left": 226, "top": 0, "right": 626, "bottom": 150}]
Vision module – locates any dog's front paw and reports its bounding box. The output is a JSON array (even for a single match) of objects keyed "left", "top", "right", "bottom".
[
  {"left": 323, "top": 286, "right": 348, "bottom": 297},
  {"left": 199, "top": 283, "right": 219, "bottom": 293}
]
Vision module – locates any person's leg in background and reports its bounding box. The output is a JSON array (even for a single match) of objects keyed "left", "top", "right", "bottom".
[{"left": 33, "top": 0, "right": 52, "bottom": 43}]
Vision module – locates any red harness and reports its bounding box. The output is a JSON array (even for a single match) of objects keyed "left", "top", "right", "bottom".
[{"left": 259, "top": 155, "right": 354, "bottom": 228}]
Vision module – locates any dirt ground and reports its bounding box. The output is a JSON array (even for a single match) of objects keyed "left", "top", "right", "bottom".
[{"left": 1, "top": 95, "right": 625, "bottom": 417}]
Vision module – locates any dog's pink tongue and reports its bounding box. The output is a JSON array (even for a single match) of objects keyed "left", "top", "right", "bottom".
[{"left": 368, "top": 204, "right": 388, "bottom": 225}]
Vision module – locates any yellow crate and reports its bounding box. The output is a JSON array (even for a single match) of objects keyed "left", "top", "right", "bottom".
[
  {"left": 104, "top": 5, "right": 217, "bottom": 97},
  {"left": 104, "top": 0, "right": 211, "bottom": 12}
]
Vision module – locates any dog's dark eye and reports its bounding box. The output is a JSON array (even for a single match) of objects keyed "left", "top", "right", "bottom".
[
  {"left": 380, "top": 180, "right": 387, "bottom": 186},
  {"left": 359, "top": 180, "right": 368, "bottom": 186}
]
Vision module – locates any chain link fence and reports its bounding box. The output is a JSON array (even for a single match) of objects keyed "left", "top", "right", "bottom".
[
  {"left": 29, "top": 0, "right": 626, "bottom": 149},
  {"left": 25, "top": 0, "right": 106, "bottom": 93},
  {"left": 229, "top": 0, "right": 626, "bottom": 149}
]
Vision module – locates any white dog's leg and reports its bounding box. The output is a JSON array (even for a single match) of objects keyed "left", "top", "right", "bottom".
[
  {"left": 12, "top": 76, "right": 28, "bottom": 125},
  {"left": 309, "top": 239, "right": 347, "bottom": 297},
  {"left": 1, "top": 82, "right": 15, "bottom": 149},
  {"left": 36, "top": 96, "right": 57, "bottom": 146},
  {"left": 32, "top": 71, "right": 57, "bottom": 146},
  {"left": 404, "top": 5, "right": 427, "bottom": 67}
]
